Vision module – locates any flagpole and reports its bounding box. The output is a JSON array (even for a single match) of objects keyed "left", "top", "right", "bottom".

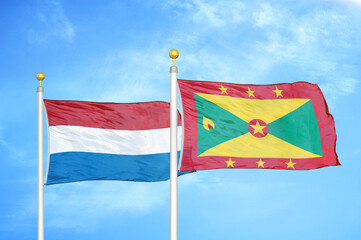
[
  {"left": 169, "top": 49, "right": 179, "bottom": 240},
  {"left": 37, "top": 72, "right": 45, "bottom": 240}
]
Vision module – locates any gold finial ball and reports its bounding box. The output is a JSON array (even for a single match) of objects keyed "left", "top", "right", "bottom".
[
  {"left": 36, "top": 72, "right": 45, "bottom": 81},
  {"left": 169, "top": 49, "right": 179, "bottom": 60}
]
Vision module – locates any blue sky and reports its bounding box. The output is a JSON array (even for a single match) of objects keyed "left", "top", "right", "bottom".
[{"left": 1, "top": 0, "right": 361, "bottom": 239}]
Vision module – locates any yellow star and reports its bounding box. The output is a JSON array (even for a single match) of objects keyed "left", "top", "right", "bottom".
[
  {"left": 285, "top": 159, "right": 296, "bottom": 169},
  {"left": 250, "top": 121, "right": 266, "bottom": 135},
  {"left": 273, "top": 86, "right": 283, "bottom": 97},
  {"left": 225, "top": 158, "right": 235, "bottom": 168},
  {"left": 256, "top": 159, "right": 265, "bottom": 168},
  {"left": 246, "top": 87, "right": 255, "bottom": 97},
  {"left": 219, "top": 85, "right": 228, "bottom": 94}
]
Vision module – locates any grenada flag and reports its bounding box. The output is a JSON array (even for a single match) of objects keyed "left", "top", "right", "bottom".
[{"left": 178, "top": 79, "right": 339, "bottom": 172}]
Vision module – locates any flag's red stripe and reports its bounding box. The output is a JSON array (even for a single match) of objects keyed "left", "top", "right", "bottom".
[
  {"left": 44, "top": 100, "right": 181, "bottom": 130},
  {"left": 178, "top": 79, "right": 323, "bottom": 100}
]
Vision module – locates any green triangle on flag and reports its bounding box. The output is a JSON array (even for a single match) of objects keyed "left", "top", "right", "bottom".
[
  {"left": 195, "top": 93, "right": 248, "bottom": 156},
  {"left": 268, "top": 100, "right": 323, "bottom": 156}
]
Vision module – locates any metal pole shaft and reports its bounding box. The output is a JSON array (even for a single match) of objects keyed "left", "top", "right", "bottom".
[
  {"left": 37, "top": 86, "right": 44, "bottom": 240},
  {"left": 170, "top": 65, "right": 178, "bottom": 240}
]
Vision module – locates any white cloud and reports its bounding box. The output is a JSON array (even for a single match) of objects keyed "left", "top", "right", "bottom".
[
  {"left": 44, "top": 182, "right": 168, "bottom": 229},
  {"left": 339, "top": 78, "right": 359, "bottom": 93},
  {"left": 93, "top": 48, "right": 172, "bottom": 103},
  {"left": 0, "top": 127, "right": 26, "bottom": 161},
  {"left": 61, "top": 0, "right": 359, "bottom": 108},
  {"left": 165, "top": 0, "right": 245, "bottom": 28},
  {"left": 320, "top": 77, "right": 359, "bottom": 108},
  {"left": 29, "top": 0, "right": 75, "bottom": 43},
  {"left": 333, "top": 0, "right": 361, "bottom": 8},
  {"left": 6, "top": 181, "right": 169, "bottom": 230},
  {"left": 253, "top": 2, "right": 283, "bottom": 28},
  {"left": 248, "top": 3, "right": 361, "bottom": 102},
  {"left": 44, "top": 1, "right": 360, "bottom": 114}
]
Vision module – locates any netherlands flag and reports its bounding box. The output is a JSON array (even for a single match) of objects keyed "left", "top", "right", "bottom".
[{"left": 44, "top": 100, "right": 183, "bottom": 185}]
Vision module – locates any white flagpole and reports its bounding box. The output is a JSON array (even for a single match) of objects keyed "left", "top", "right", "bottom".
[
  {"left": 37, "top": 72, "right": 45, "bottom": 240},
  {"left": 169, "top": 49, "right": 179, "bottom": 240}
]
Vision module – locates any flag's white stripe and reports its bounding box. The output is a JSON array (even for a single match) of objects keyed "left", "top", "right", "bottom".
[{"left": 49, "top": 125, "right": 182, "bottom": 155}]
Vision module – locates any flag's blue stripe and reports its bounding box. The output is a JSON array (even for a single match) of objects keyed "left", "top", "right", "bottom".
[{"left": 46, "top": 151, "right": 189, "bottom": 185}]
